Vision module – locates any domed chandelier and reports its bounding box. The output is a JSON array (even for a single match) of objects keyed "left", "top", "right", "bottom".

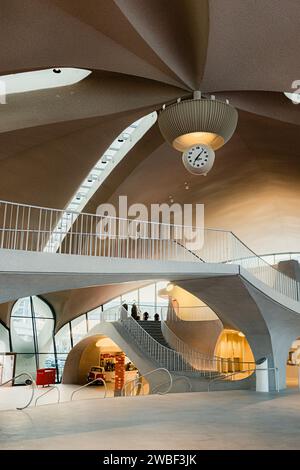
[{"left": 158, "top": 91, "right": 238, "bottom": 175}]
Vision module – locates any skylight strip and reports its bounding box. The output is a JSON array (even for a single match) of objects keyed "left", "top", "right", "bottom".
[
  {"left": 0, "top": 68, "right": 91, "bottom": 95},
  {"left": 44, "top": 111, "right": 157, "bottom": 253}
]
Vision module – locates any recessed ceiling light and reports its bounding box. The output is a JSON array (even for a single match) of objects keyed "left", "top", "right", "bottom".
[{"left": 0, "top": 67, "right": 91, "bottom": 95}]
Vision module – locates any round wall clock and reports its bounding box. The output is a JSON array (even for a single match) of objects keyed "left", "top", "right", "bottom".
[{"left": 182, "top": 144, "right": 215, "bottom": 175}]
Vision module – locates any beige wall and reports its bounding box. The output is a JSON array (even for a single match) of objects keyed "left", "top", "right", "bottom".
[
  {"left": 162, "top": 284, "right": 223, "bottom": 355},
  {"left": 214, "top": 330, "right": 254, "bottom": 364},
  {"left": 160, "top": 285, "right": 218, "bottom": 321}
]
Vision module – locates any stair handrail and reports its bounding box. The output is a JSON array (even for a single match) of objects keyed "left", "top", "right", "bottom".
[
  {"left": 120, "top": 316, "right": 200, "bottom": 373},
  {"left": 35, "top": 385, "right": 60, "bottom": 406},
  {"left": 0, "top": 372, "right": 36, "bottom": 410},
  {"left": 207, "top": 365, "right": 279, "bottom": 392},
  {"left": 161, "top": 320, "right": 222, "bottom": 362},
  {"left": 152, "top": 375, "right": 193, "bottom": 393},
  {"left": 207, "top": 369, "right": 255, "bottom": 391},
  {"left": 122, "top": 367, "right": 173, "bottom": 396},
  {"left": 70, "top": 378, "right": 107, "bottom": 401},
  {"left": 162, "top": 320, "right": 260, "bottom": 375}
]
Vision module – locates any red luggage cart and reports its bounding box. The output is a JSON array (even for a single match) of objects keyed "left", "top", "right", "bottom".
[{"left": 36, "top": 368, "right": 56, "bottom": 386}]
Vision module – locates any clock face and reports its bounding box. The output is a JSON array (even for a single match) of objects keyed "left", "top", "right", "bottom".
[
  {"left": 186, "top": 145, "right": 209, "bottom": 168},
  {"left": 182, "top": 144, "right": 215, "bottom": 176}
]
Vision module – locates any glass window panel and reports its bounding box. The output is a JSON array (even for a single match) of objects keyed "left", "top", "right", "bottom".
[
  {"left": 276, "top": 254, "right": 290, "bottom": 263},
  {"left": 0, "top": 324, "right": 10, "bottom": 352},
  {"left": 139, "top": 305, "right": 156, "bottom": 320},
  {"left": 139, "top": 284, "right": 156, "bottom": 307},
  {"left": 55, "top": 324, "right": 71, "bottom": 353},
  {"left": 56, "top": 353, "right": 68, "bottom": 382},
  {"left": 35, "top": 318, "right": 55, "bottom": 353},
  {"left": 121, "top": 290, "right": 139, "bottom": 307},
  {"left": 87, "top": 307, "right": 101, "bottom": 331},
  {"left": 32, "top": 296, "right": 53, "bottom": 318},
  {"left": 14, "top": 353, "right": 37, "bottom": 384},
  {"left": 103, "top": 297, "right": 121, "bottom": 310},
  {"left": 11, "top": 297, "right": 31, "bottom": 317},
  {"left": 71, "top": 315, "right": 87, "bottom": 346},
  {"left": 11, "top": 317, "right": 35, "bottom": 353}
]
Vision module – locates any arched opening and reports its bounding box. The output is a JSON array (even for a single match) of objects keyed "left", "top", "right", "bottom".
[
  {"left": 214, "top": 329, "right": 255, "bottom": 378},
  {"left": 62, "top": 334, "right": 147, "bottom": 396},
  {"left": 286, "top": 338, "right": 300, "bottom": 388}
]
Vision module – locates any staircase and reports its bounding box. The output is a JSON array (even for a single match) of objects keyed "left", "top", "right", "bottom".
[
  {"left": 120, "top": 315, "right": 222, "bottom": 377},
  {"left": 137, "top": 321, "right": 171, "bottom": 349}
]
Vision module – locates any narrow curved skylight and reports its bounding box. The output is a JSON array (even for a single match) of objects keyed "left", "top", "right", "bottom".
[
  {"left": 44, "top": 111, "right": 158, "bottom": 253},
  {"left": 0, "top": 67, "right": 91, "bottom": 95},
  {"left": 284, "top": 92, "right": 300, "bottom": 105}
]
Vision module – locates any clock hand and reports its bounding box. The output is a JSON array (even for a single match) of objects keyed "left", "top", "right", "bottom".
[{"left": 194, "top": 149, "right": 204, "bottom": 163}]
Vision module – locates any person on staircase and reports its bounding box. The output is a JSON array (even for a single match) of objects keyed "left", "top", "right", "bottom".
[
  {"left": 131, "top": 303, "right": 138, "bottom": 320},
  {"left": 143, "top": 311, "right": 149, "bottom": 321}
]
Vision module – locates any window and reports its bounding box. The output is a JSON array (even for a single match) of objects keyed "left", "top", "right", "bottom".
[
  {"left": 0, "top": 323, "right": 10, "bottom": 353},
  {"left": 87, "top": 307, "right": 102, "bottom": 331},
  {"left": 10, "top": 296, "right": 57, "bottom": 383},
  {"left": 71, "top": 315, "right": 87, "bottom": 346},
  {"left": 55, "top": 324, "right": 72, "bottom": 354}
]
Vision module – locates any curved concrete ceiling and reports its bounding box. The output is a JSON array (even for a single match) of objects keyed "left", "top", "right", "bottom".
[{"left": 0, "top": 0, "right": 299, "bottom": 320}]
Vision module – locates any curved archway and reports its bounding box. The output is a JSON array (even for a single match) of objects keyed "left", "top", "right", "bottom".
[{"left": 62, "top": 334, "right": 144, "bottom": 396}]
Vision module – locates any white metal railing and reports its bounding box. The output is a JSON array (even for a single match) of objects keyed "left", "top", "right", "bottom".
[
  {"left": 0, "top": 372, "right": 36, "bottom": 410},
  {"left": 162, "top": 321, "right": 219, "bottom": 363},
  {"left": 161, "top": 321, "right": 254, "bottom": 375},
  {"left": 120, "top": 315, "right": 226, "bottom": 376},
  {"left": 207, "top": 366, "right": 279, "bottom": 392},
  {"left": 35, "top": 385, "right": 60, "bottom": 406},
  {"left": 226, "top": 252, "right": 300, "bottom": 267},
  {"left": 0, "top": 199, "right": 299, "bottom": 301},
  {"left": 122, "top": 368, "right": 173, "bottom": 396},
  {"left": 120, "top": 315, "right": 197, "bottom": 373},
  {"left": 70, "top": 378, "right": 107, "bottom": 401},
  {"left": 152, "top": 375, "right": 193, "bottom": 393}
]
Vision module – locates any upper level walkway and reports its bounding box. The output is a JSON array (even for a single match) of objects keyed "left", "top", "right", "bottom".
[
  {"left": 1, "top": 199, "right": 300, "bottom": 389},
  {"left": 0, "top": 199, "right": 299, "bottom": 312}
]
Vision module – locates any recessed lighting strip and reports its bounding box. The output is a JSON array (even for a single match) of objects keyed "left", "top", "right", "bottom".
[{"left": 44, "top": 112, "right": 157, "bottom": 253}]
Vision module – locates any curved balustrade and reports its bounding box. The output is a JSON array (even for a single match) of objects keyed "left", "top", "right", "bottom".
[
  {"left": 120, "top": 315, "right": 223, "bottom": 376},
  {"left": 0, "top": 199, "right": 299, "bottom": 301},
  {"left": 122, "top": 368, "right": 172, "bottom": 396},
  {"left": 120, "top": 316, "right": 199, "bottom": 373},
  {"left": 161, "top": 321, "right": 254, "bottom": 375}
]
